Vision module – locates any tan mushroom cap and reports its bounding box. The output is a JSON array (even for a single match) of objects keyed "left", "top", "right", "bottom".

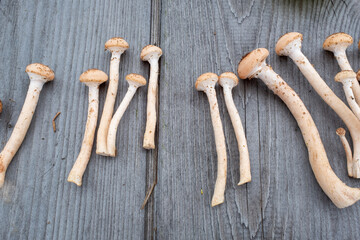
[
  {"left": 323, "top": 33, "right": 353, "bottom": 51},
  {"left": 336, "top": 127, "right": 346, "bottom": 136},
  {"left": 0, "top": 100, "right": 2, "bottom": 114},
  {"left": 105, "top": 37, "right": 129, "bottom": 51},
  {"left": 219, "top": 72, "right": 239, "bottom": 86},
  {"left": 125, "top": 73, "right": 146, "bottom": 86},
  {"left": 140, "top": 45, "right": 163, "bottom": 61},
  {"left": 237, "top": 48, "right": 269, "bottom": 79},
  {"left": 275, "top": 32, "right": 303, "bottom": 55},
  {"left": 334, "top": 70, "right": 356, "bottom": 82},
  {"left": 195, "top": 72, "right": 218, "bottom": 91},
  {"left": 80, "top": 69, "right": 108, "bottom": 84},
  {"left": 357, "top": 70, "right": 360, "bottom": 81},
  {"left": 25, "top": 63, "right": 55, "bottom": 81}
]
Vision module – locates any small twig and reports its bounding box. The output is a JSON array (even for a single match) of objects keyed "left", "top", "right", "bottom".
[
  {"left": 141, "top": 179, "right": 157, "bottom": 209},
  {"left": 52, "top": 112, "right": 61, "bottom": 132}
]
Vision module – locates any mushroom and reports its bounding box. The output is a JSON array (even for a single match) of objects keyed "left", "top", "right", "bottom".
[
  {"left": 238, "top": 48, "right": 360, "bottom": 208},
  {"left": 0, "top": 63, "right": 54, "bottom": 187},
  {"left": 0, "top": 100, "right": 2, "bottom": 113},
  {"left": 141, "top": 45, "right": 162, "bottom": 149},
  {"left": 107, "top": 74, "right": 146, "bottom": 157},
  {"left": 68, "top": 69, "right": 108, "bottom": 186},
  {"left": 336, "top": 128, "right": 353, "bottom": 177},
  {"left": 96, "top": 37, "right": 129, "bottom": 156},
  {"left": 195, "top": 73, "right": 227, "bottom": 207},
  {"left": 323, "top": 33, "right": 360, "bottom": 104},
  {"left": 218, "top": 72, "right": 251, "bottom": 185},
  {"left": 275, "top": 32, "right": 360, "bottom": 178},
  {"left": 334, "top": 70, "right": 360, "bottom": 120}
]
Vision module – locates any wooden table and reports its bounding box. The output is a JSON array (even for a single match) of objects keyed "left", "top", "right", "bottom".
[{"left": 1, "top": 0, "right": 360, "bottom": 239}]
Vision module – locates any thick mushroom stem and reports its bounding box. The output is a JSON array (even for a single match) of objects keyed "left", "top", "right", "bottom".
[
  {"left": 107, "top": 74, "right": 146, "bottom": 157},
  {"left": 97, "top": 38, "right": 129, "bottom": 156},
  {"left": 68, "top": 69, "right": 108, "bottom": 186},
  {"left": 141, "top": 45, "right": 162, "bottom": 149},
  {"left": 238, "top": 48, "right": 360, "bottom": 208},
  {"left": 219, "top": 73, "right": 251, "bottom": 185},
  {"left": 0, "top": 63, "right": 54, "bottom": 188},
  {"left": 336, "top": 128, "right": 353, "bottom": 177},
  {"left": 276, "top": 32, "right": 360, "bottom": 178},
  {"left": 196, "top": 73, "right": 227, "bottom": 207}
]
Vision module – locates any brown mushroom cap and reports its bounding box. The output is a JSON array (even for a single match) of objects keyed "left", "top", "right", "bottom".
[
  {"left": 140, "top": 45, "right": 162, "bottom": 61},
  {"left": 125, "top": 73, "right": 146, "bottom": 86},
  {"left": 336, "top": 127, "right": 346, "bottom": 137},
  {"left": 357, "top": 70, "right": 360, "bottom": 81},
  {"left": 323, "top": 33, "right": 353, "bottom": 51},
  {"left": 80, "top": 69, "right": 108, "bottom": 84},
  {"left": 237, "top": 48, "right": 269, "bottom": 79},
  {"left": 219, "top": 72, "right": 239, "bottom": 87},
  {"left": 275, "top": 32, "right": 303, "bottom": 56},
  {"left": 25, "top": 63, "right": 55, "bottom": 81},
  {"left": 0, "top": 100, "right": 2, "bottom": 114},
  {"left": 105, "top": 37, "right": 129, "bottom": 52},
  {"left": 334, "top": 70, "right": 356, "bottom": 82},
  {"left": 195, "top": 72, "right": 218, "bottom": 91}
]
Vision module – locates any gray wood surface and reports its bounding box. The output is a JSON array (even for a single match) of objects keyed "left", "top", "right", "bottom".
[{"left": 1, "top": 0, "right": 360, "bottom": 239}]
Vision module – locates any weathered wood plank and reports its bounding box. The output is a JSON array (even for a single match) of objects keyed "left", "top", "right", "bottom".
[{"left": 0, "top": 0, "right": 151, "bottom": 239}]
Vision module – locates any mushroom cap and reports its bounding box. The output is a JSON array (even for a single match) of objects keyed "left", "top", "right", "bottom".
[
  {"left": 105, "top": 37, "right": 129, "bottom": 53},
  {"left": 275, "top": 32, "right": 303, "bottom": 56},
  {"left": 219, "top": 72, "right": 239, "bottom": 88},
  {"left": 140, "top": 45, "right": 162, "bottom": 61},
  {"left": 25, "top": 63, "right": 55, "bottom": 81},
  {"left": 336, "top": 127, "right": 346, "bottom": 136},
  {"left": 79, "top": 69, "right": 108, "bottom": 84},
  {"left": 357, "top": 70, "right": 360, "bottom": 81},
  {"left": 323, "top": 33, "right": 353, "bottom": 52},
  {"left": 237, "top": 48, "right": 269, "bottom": 79},
  {"left": 125, "top": 73, "right": 147, "bottom": 87},
  {"left": 195, "top": 72, "right": 218, "bottom": 91},
  {"left": 0, "top": 100, "right": 2, "bottom": 114},
  {"left": 334, "top": 70, "right": 356, "bottom": 82}
]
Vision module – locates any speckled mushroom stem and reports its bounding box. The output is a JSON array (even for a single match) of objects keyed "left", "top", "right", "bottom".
[
  {"left": 96, "top": 52, "right": 121, "bottom": 155},
  {"left": 340, "top": 77, "right": 360, "bottom": 120},
  {"left": 143, "top": 58, "right": 159, "bottom": 149},
  {"left": 222, "top": 86, "right": 251, "bottom": 185},
  {"left": 68, "top": 85, "right": 99, "bottom": 186},
  {"left": 336, "top": 128, "right": 353, "bottom": 177},
  {"left": 0, "top": 79, "right": 45, "bottom": 187},
  {"left": 252, "top": 61, "right": 360, "bottom": 208}
]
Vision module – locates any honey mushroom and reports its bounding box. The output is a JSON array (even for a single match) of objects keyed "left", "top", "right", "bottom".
[
  {"left": 0, "top": 63, "right": 54, "bottom": 187},
  {"left": 97, "top": 38, "right": 129, "bottom": 156},
  {"left": 336, "top": 128, "right": 353, "bottom": 177},
  {"left": 238, "top": 48, "right": 360, "bottom": 208},
  {"left": 68, "top": 69, "right": 108, "bottom": 186},
  {"left": 218, "top": 72, "right": 251, "bottom": 185},
  {"left": 276, "top": 32, "right": 360, "bottom": 178},
  {"left": 195, "top": 73, "right": 227, "bottom": 207}
]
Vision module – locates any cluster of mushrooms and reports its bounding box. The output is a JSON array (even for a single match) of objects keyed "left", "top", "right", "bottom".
[
  {"left": 197, "top": 32, "right": 360, "bottom": 208},
  {"left": 0, "top": 37, "right": 163, "bottom": 188}
]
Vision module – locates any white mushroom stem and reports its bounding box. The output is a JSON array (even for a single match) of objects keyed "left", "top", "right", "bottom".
[
  {"left": 0, "top": 79, "right": 45, "bottom": 187},
  {"left": 280, "top": 37, "right": 360, "bottom": 178},
  {"left": 336, "top": 128, "right": 353, "bottom": 177},
  {"left": 96, "top": 52, "right": 122, "bottom": 155},
  {"left": 143, "top": 58, "right": 160, "bottom": 149},
  {"left": 340, "top": 78, "right": 360, "bottom": 120},
  {"left": 68, "top": 85, "right": 99, "bottom": 186}
]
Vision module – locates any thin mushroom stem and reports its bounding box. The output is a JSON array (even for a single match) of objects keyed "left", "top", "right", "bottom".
[
  {"left": 276, "top": 32, "right": 360, "bottom": 178},
  {"left": 337, "top": 73, "right": 360, "bottom": 120},
  {"left": 238, "top": 48, "right": 360, "bottom": 208},
  {"left": 0, "top": 63, "right": 54, "bottom": 187},
  {"left": 336, "top": 128, "right": 353, "bottom": 177},
  {"left": 219, "top": 73, "right": 251, "bottom": 185},
  {"left": 196, "top": 73, "right": 227, "bottom": 207}
]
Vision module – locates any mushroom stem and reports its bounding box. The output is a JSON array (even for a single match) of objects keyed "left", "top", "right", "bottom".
[
  {"left": 336, "top": 128, "right": 353, "bottom": 177},
  {"left": 276, "top": 33, "right": 360, "bottom": 178},
  {"left": 238, "top": 49, "right": 360, "bottom": 208},
  {"left": 341, "top": 78, "right": 360, "bottom": 120},
  {"left": 0, "top": 63, "right": 54, "bottom": 188}
]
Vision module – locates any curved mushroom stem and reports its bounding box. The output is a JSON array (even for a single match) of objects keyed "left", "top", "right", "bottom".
[
  {"left": 222, "top": 86, "right": 251, "bottom": 185},
  {"left": 279, "top": 36, "right": 360, "bottom": 178},
  {"left": 341, "top": 79, "right": 360, "bottom": 120},
  {"left": 107, "top": 86, "right": 138, "bottom": 157},
  {"left": 68, "top": 85, "right": 100, "bottom": 186},
  {"left": 97, "top": 52, "right": 122, "bottom": 155},
  {"left": 336, "top": 128, "right": 353, "bottom": 177},
  {"left": 0, "top": 79, "right": 45, "bottom": 187},
  {"left": 249, "top": 60, "right": 360, "bottom": 208}
]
